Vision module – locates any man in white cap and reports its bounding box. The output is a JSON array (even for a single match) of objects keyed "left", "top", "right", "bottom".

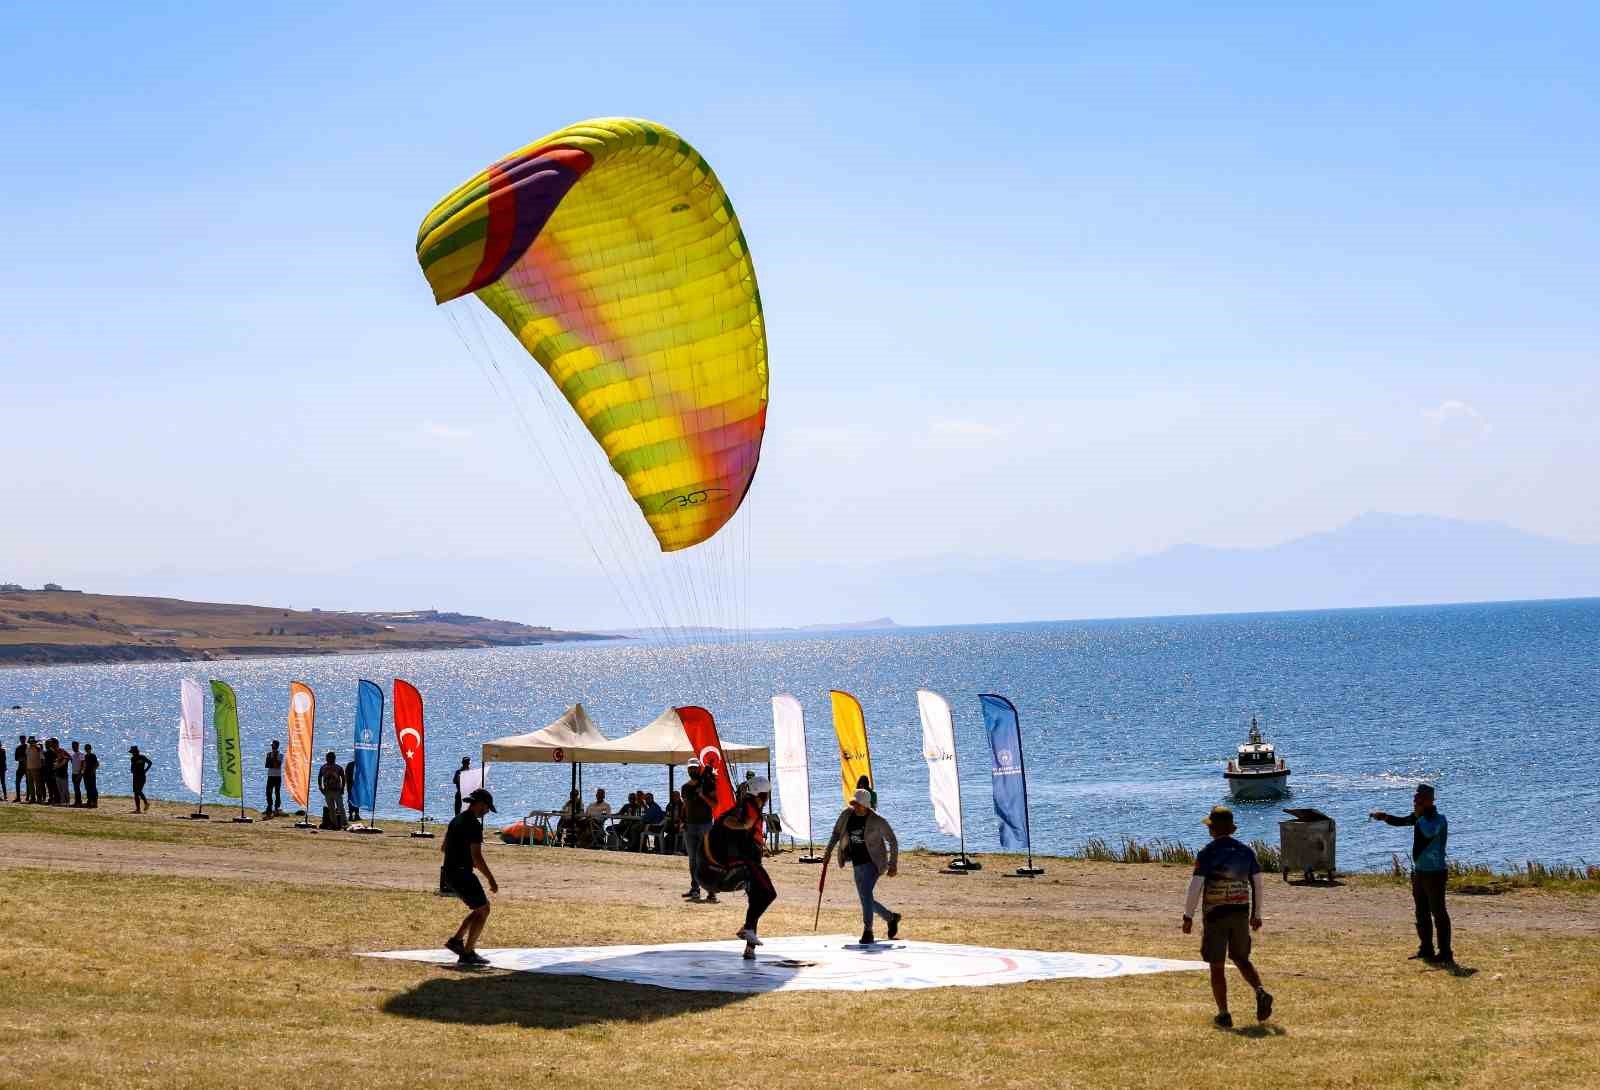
[
  {"left": 680, "top": 759, "right": 716, "bottom": 903},
  {"left": 704, "top": 776, "right": 776, "bottom": 958},
  {"left": 825, "top": 788, "right": 901, "bottom": 944}
]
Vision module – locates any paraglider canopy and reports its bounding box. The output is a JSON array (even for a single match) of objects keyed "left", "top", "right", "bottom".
[{"left": 417, "top": 117, "right": 769, "bottom": 554}]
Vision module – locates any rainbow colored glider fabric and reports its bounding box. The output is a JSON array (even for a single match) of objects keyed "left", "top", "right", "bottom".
[{"left": 417, "top": 117, "right": 768, "bottom": 552}]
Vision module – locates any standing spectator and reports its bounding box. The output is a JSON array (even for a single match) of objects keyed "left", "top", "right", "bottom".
[
  {"left": 12, "top": 735, "right": 25, "bottom": 801},
  {"left": 825, "top": 787, "right": 902, "bottom": 945},
  {"left": 42, "top": 739, "right": 58, "bottom": 804},
  {"left": 82, "top": 743, "right": 99, "bottom": 807},
  {"left": 1371, "top": 784, "right": 1453, "bottom": 964},
  {"left": 1182, "top": 805, "right": 1273, "bottom": 1028},
  {"left": 70, "top": 741, "right": 84, "bottom": 806},
  {"left": 263, "top": 740, "right": 283, "bottom": 817},
  {"left": 855, "top": 774, "right": 877, "bottom": 809},
  {"left": 345, "top": 757, "right": 360, "bottom": 822},
  {"left": 452, "top": 757, "right": 471, "bottom": 815},
  {"left": 26, "top": 738, "right": 44, "bottom": 803},
  {"left": 129, "top": 746, "right": 152, "bottom": 812},
  {"left": 680, "top": 762, "right": 716, "bottom": 903},
  {"left": 51, "top": 740, "right": 69, "bottom": 805},
  {"left": 317, "top": 752, "right": 346, "bottom": 830},
  {"left": 440, "top": 788, "right": 499, "bottom": 966},
  {"left": 0, "top": 736, "right": 7, "bottom": 801}
]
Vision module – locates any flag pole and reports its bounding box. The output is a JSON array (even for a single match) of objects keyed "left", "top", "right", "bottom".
[
  {"left": 1014, "top": 702, "right": 1043, "bottom": 877},
  {"left": 189, "top": 688, "right": 209, "bottom": 820},
  {"left": 941, "top": 704, "right": 978, "bottom": 874}
]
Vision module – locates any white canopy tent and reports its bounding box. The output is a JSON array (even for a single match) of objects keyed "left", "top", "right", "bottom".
[
  {"left": 585, "top": 707, "right": 770, "bottom": 766},
  {"left": 479, "top": 704, "right": 770, "bottom": 806},
  {"left": 481, "top": 703, "right": 612, "bottom": 764}
]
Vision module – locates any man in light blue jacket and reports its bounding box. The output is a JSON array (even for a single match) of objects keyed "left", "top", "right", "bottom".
[{"left": 1372, "top": 784, "right": 1452, "bottom": 964}]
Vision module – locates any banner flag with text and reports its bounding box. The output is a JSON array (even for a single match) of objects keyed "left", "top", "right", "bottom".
[
  {"left": 351, "top": 679, "right": 384, "bottom": 813},
  {"left": 179, "top": 679, "right": 205, "bottom": 798},
  {"left": 917, "top": 689, "right": 963, "bottom": 838},
  {"left": 979, "top": 694, "right": 1030, "bottom": 852},
  {"left": 209, "top": 680, "right": 243, "bottom": 799},
  {"left": 829, "top": 690, "right": 873, "bottom": 805},
  {"left": 284, "top": 682, "right": 316, "bottom": 810}
]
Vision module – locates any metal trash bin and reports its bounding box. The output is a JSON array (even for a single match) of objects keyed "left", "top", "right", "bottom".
[{"left": 1279, "top": 807, "right": 1336, "bottom": 882}]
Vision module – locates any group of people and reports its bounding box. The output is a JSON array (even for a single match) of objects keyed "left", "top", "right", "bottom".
[
  {"left": 4, "top": 735, "right": 104, "bottom": 808},
  {"left": 553, "top": 786, "right": 676, "bottom": 850},
  {"left": 1183, "top": 782, "right": 1452, "bottom": 1029},
  {"left": 439, "top": 759, "right": 910, "bottom": 968}
]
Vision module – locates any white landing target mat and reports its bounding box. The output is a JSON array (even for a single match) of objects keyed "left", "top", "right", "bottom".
[{"left": 363, "top": 935, "right": 1206, "bottom": 993}]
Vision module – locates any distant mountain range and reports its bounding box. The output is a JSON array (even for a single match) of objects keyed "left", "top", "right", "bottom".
[
  {"left": 766, "top": 513, "right": 1600, "bottom": 625},
  {"left": 19, "top": 513, "right": 1600, "bottom": 629}
]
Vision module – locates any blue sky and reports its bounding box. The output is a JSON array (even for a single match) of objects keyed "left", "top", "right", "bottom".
[{"left": 3, "top": 3, "right": 1597, "bottom": 624}]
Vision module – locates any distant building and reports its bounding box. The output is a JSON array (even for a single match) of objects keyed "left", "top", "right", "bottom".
[
  {"left": 0, "top": 583, "right": 23, "bottom": 592},
  {"left": 43, "top": 583, "right": 64, "bottom": 592}
]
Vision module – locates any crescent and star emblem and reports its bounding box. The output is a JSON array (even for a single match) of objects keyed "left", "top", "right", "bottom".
[
  {"left": 399, "top": 726, "right": 422, "bottom": 759},
  {"left": 552, "top": 747, "right": 565, "bottom": 763}
]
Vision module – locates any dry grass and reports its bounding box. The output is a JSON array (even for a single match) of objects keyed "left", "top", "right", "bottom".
[
  {"left": 1385, "top": 854, "right": 1600, "bottom": 895},
  {"left": 2, "top": 805, "right": 1598, "bottom": 1090}
]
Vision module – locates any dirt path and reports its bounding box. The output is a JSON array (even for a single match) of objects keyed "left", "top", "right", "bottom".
[{"left": 5, "top": 800, "right": 1595, "bottom": 938}]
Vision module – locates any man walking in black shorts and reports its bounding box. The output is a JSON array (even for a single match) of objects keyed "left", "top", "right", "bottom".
[
  {"left": 1182, "top": 806, "right": 1274, "bottom": 1028},
  {"left": 129, "top": 746, "right": 152, "bottom": 813},
  {"left": 442, "top": 788, "right": 499, "bottom": 967}
]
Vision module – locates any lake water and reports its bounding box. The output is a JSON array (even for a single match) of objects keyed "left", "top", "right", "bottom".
[{"left": 3, "top": 598, "right": 1597, "bottom": 870}]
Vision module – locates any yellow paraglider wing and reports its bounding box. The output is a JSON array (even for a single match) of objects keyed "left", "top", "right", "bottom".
[{"left": 416, "top": 118, "right": 767, "bottom": 552}]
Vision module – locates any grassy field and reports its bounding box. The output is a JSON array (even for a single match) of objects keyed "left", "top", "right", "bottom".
[{"left": 2, "top": 802, "right": 1597, "bottom": 1090}]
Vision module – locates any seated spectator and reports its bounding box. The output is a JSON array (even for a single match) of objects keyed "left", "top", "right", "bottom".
[
  {"left": 583, "top": 788, "right": 612, "bottom": 847},
  {"left": 555, "top": 790, "right": 583, "bottom": 846},
  {"left": 641, "top": 792, "right": 665, "bottom": 825}
]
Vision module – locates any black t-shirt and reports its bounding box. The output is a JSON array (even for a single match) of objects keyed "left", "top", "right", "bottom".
[
  {"left": 683, "top": 776, "right": 713, "bottom": 824},
  {"left": 84, "top": 752, "right": 98, "bottom": 773},
  {"left": 131, "top": 754, "right": 151, "bottom": 779},
  {"left": 845, "top": 812, "right": 872, "bottom": 865},
  {"left": 443, "top": 811, "right": 483, "bottom": 872}
]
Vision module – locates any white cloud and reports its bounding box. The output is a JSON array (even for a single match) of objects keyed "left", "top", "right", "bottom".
[
  {"left": 1422, "top": 400, "right": 1489, "bottom": 442},
  {"left": 422, "top": 421, "right": 473, "bottom": 440}
]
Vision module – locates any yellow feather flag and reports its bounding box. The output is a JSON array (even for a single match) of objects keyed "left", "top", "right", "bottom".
[{"left": 830, "top": 690, "right": 873, "bottom": 805}]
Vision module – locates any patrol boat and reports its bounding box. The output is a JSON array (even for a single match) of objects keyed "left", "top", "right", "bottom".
[{"left": 1225, "top": 717, "right": 1290, "bottom": 799}]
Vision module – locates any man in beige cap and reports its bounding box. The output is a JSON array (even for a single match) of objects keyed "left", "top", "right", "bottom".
[{"left": 1181, "top": 805, "right": 1273, "bottom": 1028}]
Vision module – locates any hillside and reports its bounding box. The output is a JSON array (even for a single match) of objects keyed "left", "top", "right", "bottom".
[{"left": 0, "top": 589, "right": 609, "bottom": 666}]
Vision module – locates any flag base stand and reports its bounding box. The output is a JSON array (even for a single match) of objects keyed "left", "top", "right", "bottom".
[
  {"left": 941, "top": 855, "right": 982, "bottom": 874},
  {"left": 181, "top": 812, "right": 210, "bottom": 821},
  {"left": 348, "top": 824, "right": 383, "bottom": 835},
  {"left": 231, "top": 816, "right": 254, "bottom": 824},
  {"left": 410, "top": 817, "right": 434, "bottom": 839},
  {"left": 796, "top": 855, "right": 824, "bottom": 864},
  {"left": 1011, "top": 865, "right": 1045, "bottom": 877},
  {"left": 410, "top": 832, "right": 435, "bottom": 839}
]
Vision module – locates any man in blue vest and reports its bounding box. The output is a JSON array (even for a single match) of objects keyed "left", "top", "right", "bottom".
[{"left": 1371, "top": 784, "right": 1452, "bottom": 964}]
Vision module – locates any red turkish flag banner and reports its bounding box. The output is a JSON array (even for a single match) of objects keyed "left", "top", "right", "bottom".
[
  {"left": 393, "top": 679, "right": 426, "bottom": 812},
  {"left": 678, "top": 705, "right": 735, "bottom": 819}
]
